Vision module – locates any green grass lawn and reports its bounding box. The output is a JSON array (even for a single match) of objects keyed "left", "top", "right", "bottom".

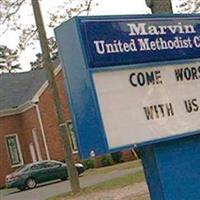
[
  {"left": 84, "top": 160, "right": 141, "bottom": 176},
  {"left": 83, "top": 170, "right": 144, "bottom": 192},
  {"left": 47, "top": 161, "right": 145, "bottom": 200}
]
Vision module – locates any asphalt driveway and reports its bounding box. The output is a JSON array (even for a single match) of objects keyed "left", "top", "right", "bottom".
[{"left": 0, "top": 163, "right": 142, "bottom": 200}]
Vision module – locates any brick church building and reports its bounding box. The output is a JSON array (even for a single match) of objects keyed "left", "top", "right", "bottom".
[{"left": 0, "top": 63, "right": 75, "bottom": 187}]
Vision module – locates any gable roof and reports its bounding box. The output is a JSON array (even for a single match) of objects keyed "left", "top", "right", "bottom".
[{"left": 0, "top": 68, "right": 48, "bottom": 111}]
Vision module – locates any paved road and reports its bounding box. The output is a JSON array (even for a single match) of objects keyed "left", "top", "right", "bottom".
[{"left": 0, "top": 167, "right": 142, "bottom": 200}]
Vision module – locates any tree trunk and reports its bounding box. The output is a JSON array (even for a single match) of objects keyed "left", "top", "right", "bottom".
[
  {"left": 31, "top": 0, "right": 81, "bottom": 194},
  {"left": 146, "top": 0, "right": 173, "bottom": 13}
]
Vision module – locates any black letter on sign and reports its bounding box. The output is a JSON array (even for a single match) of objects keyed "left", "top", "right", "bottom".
[
  {"left": 184, "top": 98, "right": 199, "bottom": 113},
  {"left": 129, "top": 73, "right": 137, "bottom": 87}
]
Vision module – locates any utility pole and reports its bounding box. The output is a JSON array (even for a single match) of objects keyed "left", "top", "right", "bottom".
[
  {"left": 145, "top": 0, "right": 173, "bottom": 13},
  {"left": 31, "top": 0, "right": 80, "bottom": 193}
]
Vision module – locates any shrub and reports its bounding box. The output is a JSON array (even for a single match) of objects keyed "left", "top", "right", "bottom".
[
  {"left": 111, "top": 152, "right": 124, "bottom": 164},
  {"left": 101, "top": 154, "right": 113, "bottom": 167},
  {"left": 83, "top": 159, "right": 95, "bottom": 169}
]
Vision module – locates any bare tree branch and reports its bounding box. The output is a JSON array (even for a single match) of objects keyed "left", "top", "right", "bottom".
[
  {"left": 18, "top": 28, "right": 38, "bottom": 51},
  {"left": 2, "top": 0, "right": 26, "bottom": 24},
  {"left": 0, "top": 24, "right": 10, "bottom": 37},
  {"left": 74, "top": 0, "right": 93, "bottom": 16},
  {"left": 1, "top": 0, "right": 97, "bottom": 70},
  {"left": 176, "top": 0, "right": 200, "bottom": 13},
  {"left": 86, "top": 0, "right": 93, "bottom": 16}
]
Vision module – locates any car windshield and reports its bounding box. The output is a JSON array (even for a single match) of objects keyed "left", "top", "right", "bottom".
[{"left": 15, "top": 164, "right": 30, "bottom": 172}]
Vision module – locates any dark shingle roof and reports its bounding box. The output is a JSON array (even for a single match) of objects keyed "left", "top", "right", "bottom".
[{"left": 0, "top": 68, "right": 48, "bottom": 110}]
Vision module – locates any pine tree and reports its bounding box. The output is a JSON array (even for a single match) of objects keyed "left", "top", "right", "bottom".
[{"left": 0, "top": 45, "right": 21, "bottom": 73}]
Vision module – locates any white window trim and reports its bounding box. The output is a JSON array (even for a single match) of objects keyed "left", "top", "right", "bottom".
[
  {"left": 66, "top": 120, "right": 78, "bottom": 154},
  {"left": 32, "top": 128, "right": 42, "bottom": 161},
  {"left": 29, "top": 143, "right": 37, "bottom": 163},
  {"left": 5, "top": 134, "right": 24, "bottom": 168}
]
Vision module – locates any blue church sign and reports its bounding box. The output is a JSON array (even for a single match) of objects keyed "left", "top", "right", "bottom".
[
  {"left": 55, "top": 15, "right": 200, "bottom": 159},
  {"left": 55, "top": 15, "right": 200, "bottom": 200}
]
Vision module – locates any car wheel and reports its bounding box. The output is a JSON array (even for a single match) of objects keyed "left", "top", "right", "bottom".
[
  {"left": 17, "top": 186, "right": 26, "bottom": 191},
  {"left": 77, "top": 167, "right": 84, "bottom": 176},
  {"left": 61, "top": 177, "right": 67, "bottom": 181},
  {"left": 26, "top": 178, "right": 37, "bottom": 189}
]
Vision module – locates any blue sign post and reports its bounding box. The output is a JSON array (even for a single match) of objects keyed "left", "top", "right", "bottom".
[{"left": 55, "top": 15, "right": 200, "bottom": 199}]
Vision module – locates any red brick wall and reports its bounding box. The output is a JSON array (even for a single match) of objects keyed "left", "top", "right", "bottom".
[
  {"left": 0, "top": 107, "right": 49, "bottom": 187},
  {"left": 122, "top": 149, "right": 138, "bottom": 161},
  {"left": 0, "top": 115, "right": 23, "bottom": 187},
  {"left": 20, "top": 107, "right": 47, "bottom": 162},
  {"left": 38, "top": 70, "right": 71, "bottom": 161}
]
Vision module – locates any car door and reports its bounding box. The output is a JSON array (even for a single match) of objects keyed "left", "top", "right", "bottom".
[
  {"left": 30, "top": 162, "right": 49, "bottom": 183},
  {"left": 45, "top": 161, "right": 66, "bottom": 181}
]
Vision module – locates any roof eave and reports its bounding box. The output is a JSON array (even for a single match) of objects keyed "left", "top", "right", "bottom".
[
  {"left": 31, "top": 64, "right": 62, "bottom": 103},
  {"left": 0, "top": 101, "right": 34, "bottom": 117}
]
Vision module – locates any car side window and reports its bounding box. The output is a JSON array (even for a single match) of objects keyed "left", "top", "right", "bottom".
[
  {"left": 30, "top": 161, "right": 61, "bottom": 170},
  {"left": 31, "top": 163, "right": 47, "bottom": 170},
  {"left": 31, "top": 164, "right": 40, "bottom": 170},
  {"left": 46, "top": 161, "right": 61, "bottom": 168}
]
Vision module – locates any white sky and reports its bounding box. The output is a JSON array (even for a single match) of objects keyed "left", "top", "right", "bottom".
[{"left": 0, "top": 0, "right": 177, "bottom": 71}]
